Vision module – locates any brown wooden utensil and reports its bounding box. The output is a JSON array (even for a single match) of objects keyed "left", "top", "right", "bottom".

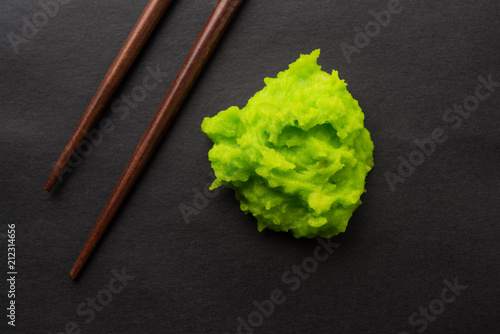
[
  {"left": 69, "top": 0, "right": 243, "bottom": 279},
  {"left": 44, "top": 0, "right": 173, "bottom": 192}
]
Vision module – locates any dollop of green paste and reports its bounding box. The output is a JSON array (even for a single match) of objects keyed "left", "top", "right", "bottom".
[{"left": 201, "top": 50, "right": 373, "bottom": 238}]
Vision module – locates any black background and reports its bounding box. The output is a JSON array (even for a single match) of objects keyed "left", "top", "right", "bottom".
[{"left": 0, "top": 0, "right": 499, "bottom": 333}]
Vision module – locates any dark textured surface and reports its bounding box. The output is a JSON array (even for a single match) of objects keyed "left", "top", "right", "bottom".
[{"left": 0, "top": 1, "right": 499, "bottom": 333}]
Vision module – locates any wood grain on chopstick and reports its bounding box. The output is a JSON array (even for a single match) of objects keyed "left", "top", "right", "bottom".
[
  {"left": 70, "top": 0, "right": 243, "bottom": 280},
  {"left": 44, "top": 0, "right": 173, "bottom": 192}
]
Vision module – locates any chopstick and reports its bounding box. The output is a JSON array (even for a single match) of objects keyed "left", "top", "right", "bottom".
[
  {"left": 44, "top": 0, "right": 173, "bottom": 192},
  {"left": 69, "top": 0, "right": 243, "bottom": 280}
]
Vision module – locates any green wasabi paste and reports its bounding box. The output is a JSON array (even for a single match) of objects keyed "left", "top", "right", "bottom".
[{"left": 201, "top": 50, "right": 373, "bottom": 238}]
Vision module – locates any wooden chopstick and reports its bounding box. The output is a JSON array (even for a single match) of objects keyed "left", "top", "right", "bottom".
[
  {"left": 44, "top": 0, "right": 173, "bottom": 192},
  {"left": 69, "top": 0, "right": 243, "bottom": 279}
]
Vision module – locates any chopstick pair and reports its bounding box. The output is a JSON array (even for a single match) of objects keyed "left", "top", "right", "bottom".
[{"left": 44, "top": 0, "right": 244, "bottom": 279}]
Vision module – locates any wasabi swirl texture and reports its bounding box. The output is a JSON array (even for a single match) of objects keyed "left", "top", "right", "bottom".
[{"left": 201, "top": 50, "right": 373, "bottom": 238}]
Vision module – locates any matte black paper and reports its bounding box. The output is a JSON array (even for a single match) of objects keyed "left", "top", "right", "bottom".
[{"left": 0, "top": 1, "right": 498, "bottom": 333}]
